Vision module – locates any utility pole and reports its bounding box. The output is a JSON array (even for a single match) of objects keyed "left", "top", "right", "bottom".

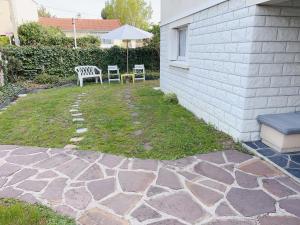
[{"left": 72, "top": 18, "right": 78, "bottom": 49}]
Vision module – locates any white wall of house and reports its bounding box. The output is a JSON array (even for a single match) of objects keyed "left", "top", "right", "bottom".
[
  {"left": 160, "top": 0, "right": 300, "bottom": 142},
  {"left": 0, "top": 0, "right": 13, "bottom": 35},
  {"left": 0, "top": 0, "right": 38, "bottom": 39}
]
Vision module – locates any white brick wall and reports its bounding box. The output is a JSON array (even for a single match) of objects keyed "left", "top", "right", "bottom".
[{"left": 160, "top": 0, "right": 300, "bottom": 142}]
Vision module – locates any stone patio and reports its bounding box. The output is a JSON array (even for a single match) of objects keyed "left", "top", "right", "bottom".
[{"left": 0, "top": 145, "right": 300, "bottom": 225}]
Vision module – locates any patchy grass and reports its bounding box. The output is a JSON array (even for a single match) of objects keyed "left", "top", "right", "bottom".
[
  {"left": 0, "top": 198, "right": 75, "bottom": 225},
  {"left": 0, "top": 81, "right": 240, "bottom": 160}
]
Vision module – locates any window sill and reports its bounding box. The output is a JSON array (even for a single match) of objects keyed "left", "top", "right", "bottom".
[{"left": 169, "top": 61, "right": 189, "bottom": 70}]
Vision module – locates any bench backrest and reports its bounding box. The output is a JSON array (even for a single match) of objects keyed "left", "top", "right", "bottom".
[
  {"left": 75, "top": 66, "right": 100, "bottom": 77},
  {"left": 133, "top": 64, "right": 145, "bottom": 74}
]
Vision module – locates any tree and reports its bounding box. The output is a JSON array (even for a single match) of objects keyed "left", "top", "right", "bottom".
[
  {"left": 101, "top": 0, "right": 153, "bottom": 30},
  {"left": 146, "top": 24, "right": 160, "bottom": 53},
  {"left": 38, "top": 6, "right": 53, "bottom": 18}
]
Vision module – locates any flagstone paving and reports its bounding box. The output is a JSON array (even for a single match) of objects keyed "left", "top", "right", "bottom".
[{"left": 1, "top": 145, "right": 300, "bottom": 225}]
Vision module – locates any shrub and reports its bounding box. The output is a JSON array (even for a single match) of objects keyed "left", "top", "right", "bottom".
[
  {"left": 18, "top": 22, "right": 100, "bottom": 48},
  {"left": 163, "top": 93, "right": 178, "bottom": 104},
  {"left": 0, "top": 46, "right": 159, "bottom": 80},
  {"left": 0, "top": 36, "right": 10, "bottom": 47},
  {"left": 0, "top": 83, "right": 25, "bottom": 104},
  {"left": 34, "top": 73, "right": 60, "bottom": 84}
]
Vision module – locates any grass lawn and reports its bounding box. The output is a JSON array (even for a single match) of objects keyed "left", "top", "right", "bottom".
[
  {"left": 0, "top": 198, "right": 75, "bottom": 225},
  {"left": 0, "top": 81, "right": 240, "bottom": 160}
]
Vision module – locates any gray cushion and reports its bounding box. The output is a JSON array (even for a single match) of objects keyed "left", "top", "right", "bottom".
[{"left": 257, "top": 112, "right": 300, "bottom": 135}]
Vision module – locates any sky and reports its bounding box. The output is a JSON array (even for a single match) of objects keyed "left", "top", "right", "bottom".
[{"left": 35, "top": 0, "right": 161, "bottom": 23}]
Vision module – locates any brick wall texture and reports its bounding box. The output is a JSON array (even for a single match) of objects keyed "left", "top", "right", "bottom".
[{"left": 160, "top": 0, "right": 300, "bottom": 142}]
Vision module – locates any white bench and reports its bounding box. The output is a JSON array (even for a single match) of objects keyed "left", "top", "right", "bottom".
[{"left": 75, "top": 66, "right": 103, "bottom": 87}]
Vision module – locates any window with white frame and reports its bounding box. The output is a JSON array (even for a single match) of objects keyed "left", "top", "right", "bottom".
[{"left": 178, "top": 27, "right": 187, "bottom": 60}]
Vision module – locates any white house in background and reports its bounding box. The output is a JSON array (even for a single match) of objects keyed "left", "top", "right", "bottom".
[
  {"left": 160, "top": 0, "right": 300, "bottom": 142},
  {"left": 39, "top": 17, "right": 122, "bottom": 48},
  {"left": 0, "top": 0, "right": 38, "bottom": 44}
]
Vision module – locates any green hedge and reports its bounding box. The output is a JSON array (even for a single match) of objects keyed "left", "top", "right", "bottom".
[{"left": 0, "top": 46, "right": 159, "bottom": 79}]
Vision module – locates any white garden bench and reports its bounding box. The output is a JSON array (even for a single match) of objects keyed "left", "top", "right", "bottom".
[{"left": 75, "top": 66, "right": 103, "bottom": 87}]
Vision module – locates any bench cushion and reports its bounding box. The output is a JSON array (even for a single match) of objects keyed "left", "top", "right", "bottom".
[{"left": 257, "top": 112, "right": 300, "bottom": 135}]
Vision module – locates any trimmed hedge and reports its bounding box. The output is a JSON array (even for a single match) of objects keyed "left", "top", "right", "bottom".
[{"left": 0, "top": 46, "right": 159, "bottom": 79}]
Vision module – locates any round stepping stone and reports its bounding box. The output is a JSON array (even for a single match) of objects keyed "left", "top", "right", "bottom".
[
  {"left": 18, "top": 94, "right": 27, "bottom": 97},
  {"left": 76, "top": 128, "right": 88, "bottom": 134},
  {"left": 144, "top": 142, "right": 153, "bottom": 151},
  {"left": 64, "top": 144, "right": 77, "bottom": 150},
  {"left": 72, "top": 113, "right": 83, "bottom": 117},
  {"left": 79, "top": 208, "right": 129, "bottom": 225},
  {"left": 227, "top": 188, "right": 276, "bottom": 217},
  {"left": 134, "top": 130, "right": 143, "bottom": 136},
  {"left": 73, "top": 118, "right": 84, "bottom": 122},
  {"left": 70, "top": 137, "right": 84, "bottom": 143},
  {"left": 70, "top": 109, "right": 79, "bottom": 113}
]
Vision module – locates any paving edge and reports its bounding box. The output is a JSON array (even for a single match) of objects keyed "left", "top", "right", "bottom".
[{"left": 242, "top": 143, "right": 300, "bottom": 184}]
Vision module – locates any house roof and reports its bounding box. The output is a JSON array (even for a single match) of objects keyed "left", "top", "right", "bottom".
[{"left": 38, "top": 17, "right": 121, "bottom": 32}]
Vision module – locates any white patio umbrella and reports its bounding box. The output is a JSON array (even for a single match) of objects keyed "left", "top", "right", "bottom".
[{"left": 102, "top": 24, "right": 153, "bottom": 74}]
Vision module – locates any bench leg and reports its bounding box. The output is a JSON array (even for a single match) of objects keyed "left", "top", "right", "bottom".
[
  {"left": 95, "top": 77, "right": 98, "bottom": 84},
  {"left": 80, "top": 78, "right": 83, "bottom": 87}
]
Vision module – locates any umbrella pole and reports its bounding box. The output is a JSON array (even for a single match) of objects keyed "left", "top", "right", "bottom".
[{"left": 126, "top": 40, "right": 129, "bottom": 74}]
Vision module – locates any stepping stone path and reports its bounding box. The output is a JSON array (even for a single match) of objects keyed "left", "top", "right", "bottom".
[
  {"left": 0, "top": 145, "right": 300, "bottom": 224},
  {"left": 124, "top": 88, "right": 153, "bottom": 151},
  {"left": 65, "top": 93, "right": 88, "bottom": 150}
]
